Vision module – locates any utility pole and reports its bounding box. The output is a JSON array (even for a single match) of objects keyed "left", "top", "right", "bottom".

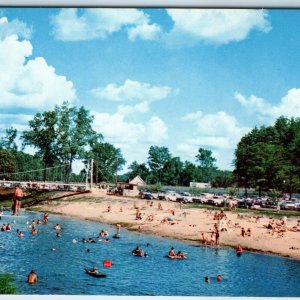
[
  {"left": 90, "top": 159, "right": 94, "bottom": 190},
  {"left": 85, "top": 160, "right": 89, "bottom": 191},
  {"left": 115, "top": 156, "right": 118, "bottom": 186}
]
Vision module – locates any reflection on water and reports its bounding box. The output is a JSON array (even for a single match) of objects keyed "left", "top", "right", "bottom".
[{"left": 0, "top": 210, "right": 299, "bottom": 296}]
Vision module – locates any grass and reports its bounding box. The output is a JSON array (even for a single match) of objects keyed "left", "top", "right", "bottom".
[
  {"left": 0, "top": 274, "right": 18, "bottom": 294},
  {"left": 185, "top": 203, "right": 300, "bottom": 218}
]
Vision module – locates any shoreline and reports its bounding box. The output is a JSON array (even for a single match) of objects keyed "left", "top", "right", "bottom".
[{"left": 26, "top": 193, "right": 300, "bottom": 260}]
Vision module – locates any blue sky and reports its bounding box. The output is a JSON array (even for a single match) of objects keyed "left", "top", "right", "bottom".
[{"left": 1, "top": 8, "right": 300, "bottom": 172}]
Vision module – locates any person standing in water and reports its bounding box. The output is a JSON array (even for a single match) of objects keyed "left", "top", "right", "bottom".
[
  {"left": 14, "top": 186, "right": 24, "bottom": 215},
  {"left": 27, "top": 270, "right": 38, "bottom": 284}
]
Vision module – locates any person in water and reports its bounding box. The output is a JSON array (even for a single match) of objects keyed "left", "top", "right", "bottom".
[
  {"left": 14, "top": 186, "right": 24, "bottom": 215},
  {"left": 55, "top": 224, "right": 62, "bottom": 231},
  {"left": 205, "top": 276, "right": 210, "bottom": 283},
  {"left": 6, "top": 223, "right": 11, "bottom": 231},
  {"left": 132, "top": 246, "right": 145, "bottom": 256},
  {"left": 176, "top": 251, "right": 187, "bottom": 258},
  {"left": 27, "top": 270, "right": 38, "bottom": 284},
  {"left": 18, "top": 231, "right": 24, "bottom": 238},
  {"left": 217, "top": 275, "right": 222, "bottom": 281},
  {"left": 31, "top": 227, "right": 38, "bottom": 235},
  {"left": 168, "top": 247, "right": 176, "bottom": 257},
  {"left": 43, "top": 212, "right": 49, "bottom": 223},
  {"left": 89, "top": 266, "right": 98, "bottom": 274},
  {"left": 1, "top": 224, "right": 6, "bottom": 231},
  {"left": 236, "top": 244, "right": 243, "bottom": 255}
]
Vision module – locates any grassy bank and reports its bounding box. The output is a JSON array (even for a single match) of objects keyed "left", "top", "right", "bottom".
[{"left": 0, "top": 274, "right": 18, "bottom": 294}]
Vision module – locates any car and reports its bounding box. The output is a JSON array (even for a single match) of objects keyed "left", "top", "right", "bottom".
[
  {"left": 142, "top": 192, "right": 153, "bottom": 200},
  {"left": 165, "top": 192, "right": 180, "bottom": 202},
  {"left": 197, "top": 193, "right": 214, "bottom": 204},
  {"left": 158, "top": 191, "right": 166, "bottom": 200},
  {"left": 176, "top": 192, "right": 193, "bottom": 203},
  {"left": 237, "top": 201, "right": 249, "bottom": 209},
  {"left": 206, "top": 196, "right": 223, "bottom": 206},
  {"left": 280, "top": 201, "right": 298, "bottom": 210}
]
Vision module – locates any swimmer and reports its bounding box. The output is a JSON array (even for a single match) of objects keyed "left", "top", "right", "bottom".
[
  {"left": 236, "top": 244, "right": 243, "bottom": 256},
  {"left": 89, "top": 266, "right": 98, "bottom": 274},
  {"left": 87, "top": 248, "right": 90, "bottom": 253},
  {"left": 168, "top": 247, "right": 176, "bottom": 257},
  {"left": 217, "top": 275, "right": 222, "bottom": 281},
  {"left": 43, "top": 213, "right": 49, "bottom": 223},
  {"left": 6, "top": 224, "right": 11, "bottom": 231},
  {"left": 37, "top": 219, "right": 42, "bottom": 225},
  {"left": 82, "top": 238, "right": 87, "bottom": 243},
  {"left": 18, "top": 231, "right": 24, "bottom": 238},
  {"left": 176, "top": 251, "right": 187, "bottom": 258},
  {"left": 27, "top": 270, "right": 38, "bottom": 284},
  {"left": 31, "top": 227, "right": 38, "bottom": 235},
  {"left": 100, "top": 238, "right": 109, "bottom": 243},
  {"left": 132, "top": 246, "right": 145, "bottom": 256},
  {"left": 99, "top": 230, "right": 109, "bottom": 237},
  {"left": 56, "top": 232, "right": 61, "bottom": 238},
  {"left": 205, "top": 276, "right": 210, "bottom": 283},
  {"left": 88, "top": 238, "right": 96, "bottom": 243},
  {"left": 1, "top": 224, "right": 6, "bottom": 231},
  {"left": 55, "top": 224, "right": 62, "bottom": 231}
]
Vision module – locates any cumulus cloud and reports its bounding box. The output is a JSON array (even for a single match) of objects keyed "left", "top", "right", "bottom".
[
  {"left": 90, "top": 79, "right": 172, "bottom": 102},
  {"left": 0, "top": 31, "right": 76, "bottom": 111},
  {"left": 166, "top": 9, "right": 271, "bottom": 45},
  {"left": 0, "top": 16, "right": 32, "bottom": 40},
  {"left": 93, "top": 110, "right": 168, "bottom": 144},
  {"left": 51, "top": 8, "right": 162, "bottom": 42},
  {"left": 235, "top": 89, "right": 300, "bottom": 120},
  {"left": 180, "top": 110, "right": 250, "bottom": 168}
]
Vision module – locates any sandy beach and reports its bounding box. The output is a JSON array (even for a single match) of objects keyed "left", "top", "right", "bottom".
[{"left": 30, "top": 192, "right": 300, "bottom": 260}]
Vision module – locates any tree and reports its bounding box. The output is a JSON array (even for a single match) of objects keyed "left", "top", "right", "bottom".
[
  {"left": 90, "top": 141, "right": 126, "bottom": 183},
  {"left": 128, "top": 161, "right": 149, "bottom": 182},
  {"left": 162, "top": 157, "right": 183, "bottom": 186},
  {"left": 179, "top": 161, "right": 199, "bottom": 186},
  {"left": 0, "top": 149, "right": 18, "bottom": 180},
  {"left": 147, "top": 146, "right": 171, "bottom": 183},
  {"left": 22, "top": 110, "right": 58, "bottom": 180},
  {"left": 196, "top": 147, "right": 217, "bottom": 182},
  {"left": 0, "top": 127, "right": 18, "bottom": 150}
]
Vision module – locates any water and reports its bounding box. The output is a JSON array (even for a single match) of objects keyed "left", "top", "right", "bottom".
[{"left": 0, "top": 210, "right": 299, "bottom": 296}]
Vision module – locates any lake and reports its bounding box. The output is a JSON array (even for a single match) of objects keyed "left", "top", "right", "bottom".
[{"left": 0, "top": 210, "right": 299, "bottom": 296}]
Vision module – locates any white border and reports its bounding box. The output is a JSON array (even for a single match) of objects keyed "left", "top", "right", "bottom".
[{"left": 0, "top": 0, "right": 300, "bottom": 7}]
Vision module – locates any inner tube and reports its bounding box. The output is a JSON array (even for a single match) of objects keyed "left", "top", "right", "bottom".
[
  {"left": 165, "top": 255, "right": 186, "bottom": 259},
  {"left": 84, "top": 268, "right": 106, "bottom": 278}
]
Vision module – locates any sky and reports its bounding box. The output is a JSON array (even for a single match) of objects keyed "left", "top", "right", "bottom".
[{"left": 0, "top": 8, "right": 300, "bottom": 173}]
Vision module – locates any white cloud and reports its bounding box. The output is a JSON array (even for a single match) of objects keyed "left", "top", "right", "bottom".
[
  {"left": 166, "top": 9, "right": 271, "bottom": 45},
  {"left": 117, "top": 101, "right": 149, "bottom": 115},
  {"left": 93, "top": 110, "right": 168, "bottom": 144},
  {"left": 0, "top": 16, "right": 32, "bottom": 40},
  {"left": 128, "top": 22, "right": 162, "bottom": 41},
  {"left": 145, "top": 116, "right": 168, "bottom": 142},
  {"left": 0, "top": 32, "right": 76, "bottom": 110},
  {"left": 90, "top": 79, "right": 172, "bottom": 102},
  {"left": 235, "top": 89, "right": 300, "bottom": 120},
  {"left": 180, "top": 110, "right": 250, "bottom": 169},
  {"left": 51, "top": 8, "right": 161, "bottom": 42}
]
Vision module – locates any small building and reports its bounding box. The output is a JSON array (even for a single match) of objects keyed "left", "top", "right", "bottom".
[
  {"left": 117, "top": 182, "right": 140, "bottom": 197},
  {"left": 129, "top": 176, "right": 146, "bottom": 186},
  {"left": 190, "top": 182, "right": 211, "bottom": 189}
]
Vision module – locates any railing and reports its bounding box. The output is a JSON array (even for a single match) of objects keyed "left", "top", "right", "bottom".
[{"left": 0, "top": 180, "right": 88, "bottom": 192}]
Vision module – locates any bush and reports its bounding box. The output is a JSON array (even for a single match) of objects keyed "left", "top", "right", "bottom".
[{"left": 0, "top": 274, "right": 18, "bottom": 294}]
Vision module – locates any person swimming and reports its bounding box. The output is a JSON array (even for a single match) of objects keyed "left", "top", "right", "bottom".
[
  {"left": 1, "top": 224, "right": 6, "bottom": 231},
  {"left": 205, "top": 276, "right": 210, "bottom": 283},
  {"left": 88, "top": 238, "right": 96, "bottom": 243},
  {"left": 27, "top": 270, "right": 38, "bottom": 284},
  {"left": 176, "top": 251, "right": 187, "bottom": 258},
  {"left": 89, "top": 266, "right": 98, "bottom": 274},
  {"left": 55, "top": 224, "right": 62, "bottom": 231},
  {"left": 99, "top": 238, "right": 109, "bottom": 243},
  {"left": 31, "top": 227, "right": 38, "bottom": 235},
  {"left": 236, "top": 244, "right": 243, "bottom": 256},
  {"left": 18, "top": 231, "right": 24, "bottom": 238},
  {"left": 217, "top": 275, "right": 222, "bottom": 281},
  {"left": 99, "top": 230, "right": 109, "bottom": 237},
  {"left": 132, "top": 246, "right": 145, "bottom": 256}
]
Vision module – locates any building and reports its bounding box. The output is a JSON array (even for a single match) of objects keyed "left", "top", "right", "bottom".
[
  {"left": 190, "top": 182, "right": 211, "bottom": 189},
  {"left": 129, "top": 176, "right": 146, "bottom": 186}
]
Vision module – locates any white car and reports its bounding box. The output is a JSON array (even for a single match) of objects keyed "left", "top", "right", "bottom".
[
  {"left": 165, "top": 192, "right": 180, "bottom": 202},
  {"left": 177, "top": 192, "right": 193, "bottom": 203}
]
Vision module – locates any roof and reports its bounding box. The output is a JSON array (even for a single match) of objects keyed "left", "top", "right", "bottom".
[{"left": 129, "top": 176, "right": 146, "bottom": 186}]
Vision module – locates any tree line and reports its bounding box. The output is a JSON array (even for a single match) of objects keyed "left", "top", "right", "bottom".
[{"left": 1, "top": 103, "right": 299, "bottom": 195}]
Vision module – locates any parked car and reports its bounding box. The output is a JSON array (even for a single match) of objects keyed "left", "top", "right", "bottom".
[
  {"left": 198, "top": 193, "right": 214, "bottom": 204},
  {"left": 207, "top": 196, "right": 224, "bottom": 206},
  {"left": 280, "top": 201, "right": 298, "bottom": 210},
  {"left": 176, "top": 192, "right": 193, "bottom": 203},
  {"left": 158, "top": 191, "right": 166, "bottom": 200},
  {"left": 165, "top": 192, "right": 180, "bottom": 202},
  {"left": 141, "top": 192, "right": 153, "bottom": 200}
]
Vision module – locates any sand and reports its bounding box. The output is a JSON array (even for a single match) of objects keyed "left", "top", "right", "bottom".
[{"left": 31, "top": 192, "right": 300, "bottom": 260}]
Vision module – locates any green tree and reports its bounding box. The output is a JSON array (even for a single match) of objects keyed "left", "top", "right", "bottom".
[
  {"left": 162, "top": 157, "right": 183, "bottom": 185},
  {"left": 147, "top": 146, "right": 171, "bottom": 184},
  {"left": 128, "top": 161, "right": 149, "bottom": 182},
  {"left": 195, "top": 147, "right": 217, "bottom": 182},
  {"left": 22, "top": 110, "right": 58, "bottom": 180},
  {"left": 0, "top": 127, "right": 18, "bottom": 150},
  {"left": 0, "top": 149, "right": 18, "bottom": 180},
  {"left": 90, "top": 141, "right": 126, "bottom": 183},
  {"left": 179, "top": 161, "right": 199, "bottom": 186}
]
